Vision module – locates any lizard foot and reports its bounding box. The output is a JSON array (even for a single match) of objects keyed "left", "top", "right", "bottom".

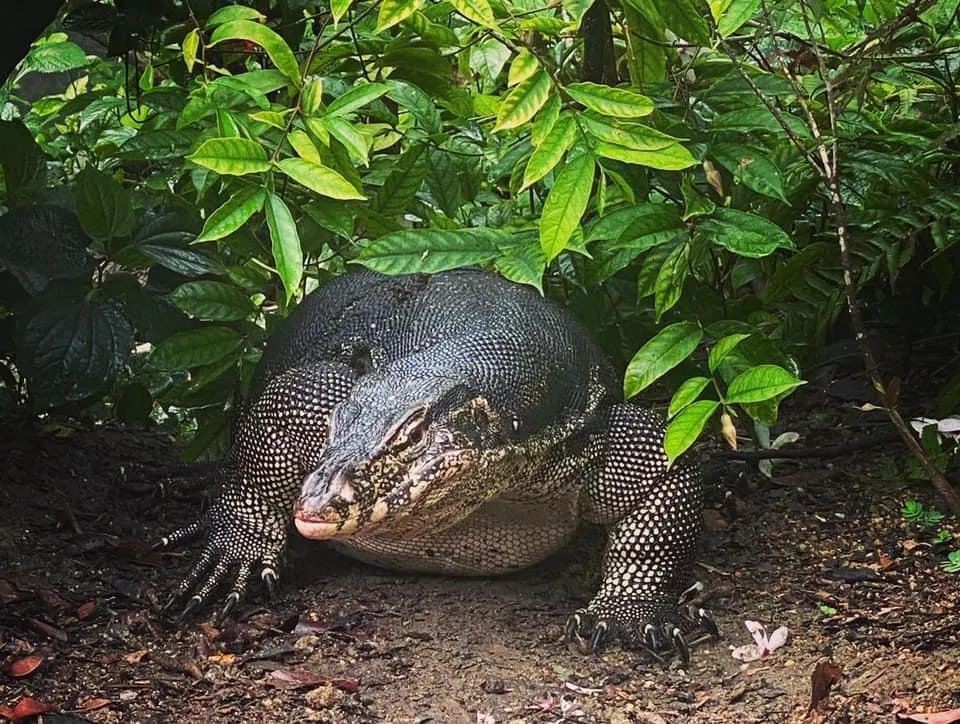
[
  {"left": 156, "top": 493, "right": 288, "bottom": 624},
  {"left": 564, "top": 593, "right": 718, "bottom": 664}
]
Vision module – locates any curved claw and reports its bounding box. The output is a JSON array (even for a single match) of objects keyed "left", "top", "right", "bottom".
[
  {"left": 589, "top": 620, "right": 609, "bottom": 652},
  {"left": 692, "top": 606, "right": 720, "bottom": 639},
  {"left": 671, "top": 626, "right": 690, "bottom": 665},
  {"left": 644, "top": 623, "right": 661, "bottom": 650},
  {"left": 216, "top": 592, "right": 240, "bottom": 626},
  {"left": 160, "top": 594, "right": 179, "bottom": 615},
  {"left": 177, "top": 595, "right": 203, "bottom": 621},
  {"left": 261, "top": 567, "right": 278, "bottom": 599}
]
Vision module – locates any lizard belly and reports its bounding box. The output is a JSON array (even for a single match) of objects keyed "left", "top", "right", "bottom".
[{"left": 330, "top": 493, "right": 580, "bottom": 576}]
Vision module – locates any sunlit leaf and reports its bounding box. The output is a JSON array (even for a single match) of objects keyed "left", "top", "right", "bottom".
[
  {"left": 188, "top": 137, "right": 271, "bottom": 175},
  {"left": 565, "top": 82, "right": 654, "bottom": 117},
  {"left": 276, "top": 158, "right": 366, "bottom": 200},
  {"left": 265, "top": 193, "right": 303, "bottom": 303},
  {"left": 665, "top": 401, "right": 719, "bottom": 463},
  {"left": 539, "top": 153, "right": 595, "bottom": 261},
  {"left": 725, "top": 364, "right": 804, "bottom": 404},
  {"left": 668, "top": 377, "right": 712, "bottom": 418},
  {"left": 209, "top": 19, "right": 301, "bottom": 85},
  {"left": 195, "top": 187, "right": 265, "bottom": 242},
  {"left": 624, "top": 321, "right": 703, "bottom": 398},
  {"left": 494, "top": 69, "right": 552, "bottom": 132}
]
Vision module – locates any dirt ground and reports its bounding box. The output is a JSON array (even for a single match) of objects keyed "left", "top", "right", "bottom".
[{"left": 2, "top": 397, "right": 959, "bottom": 723}]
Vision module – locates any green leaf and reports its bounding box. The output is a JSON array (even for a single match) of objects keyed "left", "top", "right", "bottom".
[
  {"left": 565, "top": 83, "right": 654, "bottom": 117},
  {"left": 624, "top": 321, "right": 703, "bottom": 398},
  {"left": 654, "top": 242, "right": 688, "bottom": 321},
  {"left": 0, "top": 120, "right": 46, "bottom": 196},
  {"left": 508, "top": 50, "right": 540, "bottom": 86},
  {"left": 210, "top": 19, "right": 301, "bottom": 86},
  {"left": 495, "top": 241, "right": 547, "bottom": 293},
  {"left": 594, "top": 140, "right": 696, "bottom": 170},
  {"left": 521, "top": 115, "right": 576, "bottom": 190},
  {"left": 137, "top": 235, "right": 223, "bottom": 277},
  {"left": 539, "top": 153, "right": 595, "bottom": 261},
  {"left": 300, "top": 76, "right": 324, "bottom": 115},
  {"left": 711, "top": 143, "right": 788, "bottom": 203},
  {"left": 355, "top": 228, "right": 510, "bottom": 274},
  {"left": 562, "top": 0, "right": 596, "bottom": 27},
  {"left": 376, "top": 0, "right": 424, "bottom": 32},
  {"left": 207, "top": 5, "right": 266, "bottom": 26},
  {"left": 702, "top": 208, "right": 795, "bottom": 258},
  {"left": 321, "top": 116, "right": 369, "bottom": 165},
  {"left": 709, "top": 0, "right": 761, "bottom": 37},
  {"left": 494, "top": 69, "right": 552, "bottom": 132},
  {"left": 331, "top": 0, "right": 355, "bottom": 24},
  {"left": 327, "top": 82, "right": 390, "bottom": 116},
  {"left": 610, "top": 204, "right": 685, "bottom": 252},
  {"left": 681, "top": 175, "right": 716, "bottom": 219},
  {"left": 665, "top": 401, "right": 719, "bottom": 464},
  {"left": 150, "top": 326, "right": 243, "bottom": 370},
  {"left": 196, "top": 187, "right": 265, "bottom": 242},
  {"left": 288, "top": 129, "right": 322, "bottom": 163},
  {"left": 668, "top": 377, "right": 712, "bottom": 418},
  {"left": 170, "top": 281, "right": 255, "bottom": 321},
  {"left": 182, "top": 29, "right": 200, "bottom": 73},
  {"left": 450, "top": 0, "right": 498, "bottom": 28},
  {"left": 709, "top": 333, "right": 751, "bottom": 372},
  {"left": 276, "top": 158, "right": 366, "bottom": 200},
  {"left": 17, "top": 297, "right": 132, "bottom": 409},
  {"left": 374, "top": 144, "right": 428, "bottom": 217},
  {"left": 265, "top": 193, "right": 303, "bottom": 303},
  {"left": 188, "top": 137, "right": 271, "bottom": 175},
  {"left": 725, "top": 364, "right": 804, "bottom": 404},
  {"left": 23, "top": 39, "right": 88, "bottom": 73},
  {"left": 75, "top": 167, "right": 134, "bottom": 241},
  {"left": 0, "top": 205, "right": 90, "bottom": 295}
]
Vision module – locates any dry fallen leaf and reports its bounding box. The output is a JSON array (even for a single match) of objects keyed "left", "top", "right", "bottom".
[
  {"left": 123, "top": 649, "right": 149, "bottom": 664},
  {"left": 809, "top": 659, "right": 842, "bottom": 711},
  {"left": 898, "top": 709, "right": 960, "bottom": 724},
  {"left": 76, "top": 601, "right": 97, "bottom": 620},
  {"left": 0, "top": 696, "right": 54, "bottom": 721},
  {"left": 4, "top": 654, "right": 43, "bottom": 678},
  {"left": 76, "top": 698, "right": 111, "bottom": 712}
]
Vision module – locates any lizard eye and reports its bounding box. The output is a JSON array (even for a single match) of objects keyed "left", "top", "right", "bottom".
[{"left": 383, "top": 406, "right": 430, "bottom": 456}]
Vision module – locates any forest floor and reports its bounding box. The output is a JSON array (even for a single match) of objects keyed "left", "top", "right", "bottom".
[{"left": 2, "top": 393, "right": 960, "bottom": 724}]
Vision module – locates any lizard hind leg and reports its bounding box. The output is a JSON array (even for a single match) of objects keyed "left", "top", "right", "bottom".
[{"left": 568, "top": 404, "right": 717, "bottom": 662}]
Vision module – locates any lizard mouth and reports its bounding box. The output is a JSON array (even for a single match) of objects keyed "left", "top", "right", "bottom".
[{"left": 293, "top": 451, "right": 472, "bottom": 539}]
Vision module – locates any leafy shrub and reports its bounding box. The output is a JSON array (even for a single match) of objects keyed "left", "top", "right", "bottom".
[{"left": 0, "top": 1, "right": 958, "bottom": 463}]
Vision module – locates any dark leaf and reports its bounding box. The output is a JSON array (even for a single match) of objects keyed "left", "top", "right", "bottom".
[{"left": 0, "top": 205, "right": 91, "bottom": 295}]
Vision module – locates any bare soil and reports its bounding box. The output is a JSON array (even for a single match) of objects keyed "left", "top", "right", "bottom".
[{"left": 2, "top": 402, "right": 959, "bottom": 723}]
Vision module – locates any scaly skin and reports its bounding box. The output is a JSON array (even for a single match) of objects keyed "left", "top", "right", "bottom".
[{"left": 159, "top": 270, "right": 716, "bottom": 660}]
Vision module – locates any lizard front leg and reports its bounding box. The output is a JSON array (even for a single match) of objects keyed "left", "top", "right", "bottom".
[
  {"left": 159, "top": 361, "right": 355, "bottom": 620},
  {"left": 567, "top": 404, "right": 716, "bottom": 662}
]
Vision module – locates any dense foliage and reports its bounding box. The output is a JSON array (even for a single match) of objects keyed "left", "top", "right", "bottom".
[{"left": 1, "top": 0, "right": 959, "bottom": 467}]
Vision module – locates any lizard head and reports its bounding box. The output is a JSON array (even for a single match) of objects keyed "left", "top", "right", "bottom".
[{"left": 293, "top": 370, "right": 511, "bottom": 539}]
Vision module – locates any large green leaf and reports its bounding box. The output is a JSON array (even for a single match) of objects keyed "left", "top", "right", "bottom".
[
  {"left": 196, "top": 187, "right": 265, "bottom": 243},
  {"left": 709, "top": 0, "right": 761, "bottom": 37},
  {"left": 276, "top": 158, "right": 366, "bottom": 200},
  {"left": 725, "top": 364, "right": 804, "bottom": 404},
  {"left": 209, "top": 19, "right": 301, "bottom": 85},
  {"left": 668, "top": 377, "right": 711, "bottom": 418},
  {"left": 702, "top": 208, "right": 795, "bottom": 258},
  {"left": 326, "top": 83, "right": 390, "bottom": 116},
  {"left": 495, "top": 240, "right": 547, "bottom": 293},
  {"left": 664, "top": 400, "right": 719, "bottom": 464},
  {"left": 521, "top": 115, "right": 576, "bottom": 190},
  {"left": 188, "top": 138, "right": 271, "bottom": 175},
  {"left": 75, "top": 167, "right": 135, "bottom": 242},
  {"left": 0, "top": 205, "right": 91, "bottom": 295},
  {"left": 539, "top": 153, "right": 595, "bottom": 261},
  {"left": 265, "top": 193, "right": 303, "bottom": 303},
  {"left": 624, "top": 321, "right": 703, "bottom": 398},
  {"left": 654, "top": 242, "right": 689, "bottom": 320},
  {"left": 17, "top": 296, "right": 133, "bottom": 409},
  {"left": 376, "top": 0, "right": 424, "bottom": 32},
  {"left": 711, "top": 143, "right": 788, "bottom": 203},
  {"left": 0, "top": 120, "right": 46, "bottom": 196},
  {"left": 23, "top": 37, "right": 89, "bottom": 73},
  {"left": 450, "top": 0, "right": 498, "bottom": 28},
  {"left": 355, "top": 228, "right": 510, "bottom": 274},
  {"left": 708, "top": 333, "right": 752, "bottom": 372},
  {"left": 170, "top": 281, "right": 255, "bottom": 321},
  {"left": 565, "top": 83, "right": 654, "bottom": 117},
  {"left": 494, "top": 69, "right": 552, "bottom": 131},
  {"left": 150, "top": 326, "right": 243, "bottom": 370}
]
